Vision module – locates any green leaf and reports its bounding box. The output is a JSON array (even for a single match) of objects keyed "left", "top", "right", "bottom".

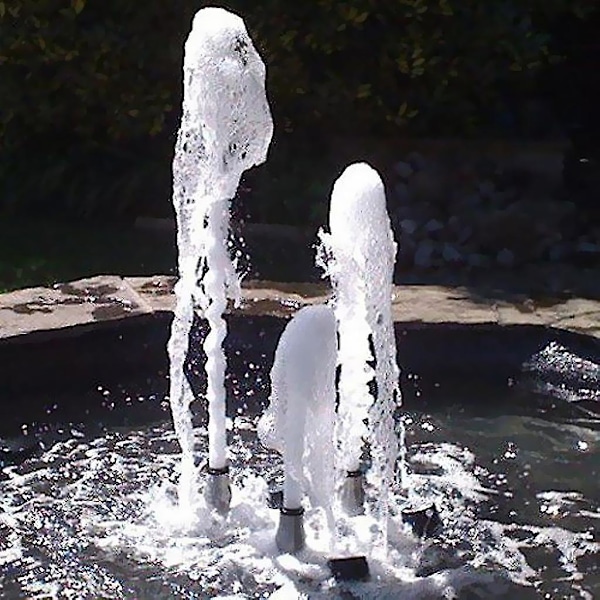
[
  {"left": 356, "top": 83, "right": 371, "bottom": 99},
  {"left": 396, "top": 57, "right": 409, "bottom": 73},
  {"left": 72, "top": 0, "right": 85, "bottom": 15},
  {"left": 280, "top": 30, "right": 296, "bottom": 48}
]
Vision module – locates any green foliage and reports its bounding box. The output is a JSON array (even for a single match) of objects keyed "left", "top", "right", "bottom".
[
  {"left": 0, "top": 216, "right": 176, "bottom": 292},
  {"left": 230, "top": 0, "right": 594, "bottom": 135},
  {"left": 0, "top": 0, "right": 189, "bottom": 148},
  {"left": 0, "top": 0, "right": 593, "bottom": 220},
  {"left": 243, "top": 144, "right": 337, "bottom": 226},
  {"left": 0, "top": 140, "right": 171, "bottom": 220},
  {"left": 0, "top": 0, "right": 196, "bottom": 217}
]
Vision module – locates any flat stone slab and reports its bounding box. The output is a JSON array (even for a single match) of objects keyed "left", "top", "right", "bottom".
[
  {"left": 392, "top": 287, "right": 497, "bottom": 324},
  {"left": 1, "top": 275, "right": 599, "bottom": 341},
  {"left": 0, "top": 276, "right": 152, "bottom": 340},
  {"left": 124, "top": 276, "right": 177, "bottom": 314}
]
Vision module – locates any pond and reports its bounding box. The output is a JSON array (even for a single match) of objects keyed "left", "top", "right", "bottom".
[{"left": 0, "top": 316, "right": 598, "bottom": 599}]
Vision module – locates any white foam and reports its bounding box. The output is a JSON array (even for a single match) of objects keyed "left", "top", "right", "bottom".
[
  {"left": 258, "top": 305, "right": 338, "bottom": 526},
  {"left": 2, "top": 422, "right": 598, "bottom": 598},
  {"left": 168, "top": 5, "right": 273, "bottom": 508},
  {"left": 318, "top": 162, "right": 402, "bottom": 552}
]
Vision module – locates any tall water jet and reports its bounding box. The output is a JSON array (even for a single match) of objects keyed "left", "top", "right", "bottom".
[
  {"left": 258, "top": 305, "right": 338, "bottom": 553},
  {"left": 169, "top": 7, "right": 273, "bottom": 514},
  {"left": 318, "top": 162, "right": 402, "bottom": 553}
]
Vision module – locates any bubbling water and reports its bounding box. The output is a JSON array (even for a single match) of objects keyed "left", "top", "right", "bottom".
[
  {"left": 3, "top": 409, "right": 598, "bottom": 598},
  {"left": 258, "top": 305, "right": 338, "bottom": 535},
  {"left": 169, "top": 6, "right": 273, "bottom": 511}
]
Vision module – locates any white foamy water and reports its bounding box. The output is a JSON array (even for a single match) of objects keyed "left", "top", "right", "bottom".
[
  {"left": 169, "top": 6, "right": 273, "bottom": 509},
  {"left": 523, "top": 341, "right": 600, "bottom": 406},
  {"left": 258, "top": 305, "right": 337, "bottom": 521},
  {"left": 318, "top": 162, "right": 402, "bottom": 553},
  {"left": 2, "top": 407, "right": 598, "bottom": 598}
]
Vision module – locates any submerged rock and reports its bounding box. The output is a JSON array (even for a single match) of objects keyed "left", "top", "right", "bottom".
[{"left": 415, "top": 541, "right": 465, "bottom": 577}]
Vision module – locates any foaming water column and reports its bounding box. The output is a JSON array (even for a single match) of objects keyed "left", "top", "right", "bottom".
[
  {"left": 169, "top": 7, "right": 273, "bottom": 514},
  {"left": 318, "top": 162, "right": 402, "bottom": 553},
  {"left": 258, "top": 305, "right": 338, "bottom": 554}
]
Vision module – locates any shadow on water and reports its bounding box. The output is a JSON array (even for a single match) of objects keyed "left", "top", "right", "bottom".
[{"left": 0, "top": 313, "right": 598, "bottom": 469}]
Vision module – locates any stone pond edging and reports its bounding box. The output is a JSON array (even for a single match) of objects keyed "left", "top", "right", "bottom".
[{"left": 0, "top": 275, "right": 598, "bottom": 342}]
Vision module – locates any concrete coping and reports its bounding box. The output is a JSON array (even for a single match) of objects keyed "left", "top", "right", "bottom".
[{"left": 0, "top": 275, "right": 599, "bottom": 342}]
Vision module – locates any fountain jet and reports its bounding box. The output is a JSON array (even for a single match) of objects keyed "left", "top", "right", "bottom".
[
  {"left": 318, "top": 162, "right": 402, "bottom": 553},
  {"left": 258, "top": 305, "right": 338, "bottom": 553},
  {"left": 169, "top": 6, "right": 273, "bottom": 514}
]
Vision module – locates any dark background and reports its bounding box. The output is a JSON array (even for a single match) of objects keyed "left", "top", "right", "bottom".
[{"left": 0, "top": 1, "right": 598, "bottom": 225}]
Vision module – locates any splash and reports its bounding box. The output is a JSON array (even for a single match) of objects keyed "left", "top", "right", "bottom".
[
  {"left": 3, "top": 412, "right": 597, "bottom": 598},
  {"left": 523, "top": 341, "right": 600, "bottom": 406},
  {"left": 168, "top": 7, "right": 273, "bottom": 511}
]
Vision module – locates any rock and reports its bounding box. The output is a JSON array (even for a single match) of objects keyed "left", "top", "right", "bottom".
[
  {"left": 459, "top": 193, "right": 483, "bottom": 209},
  {"left": 549, "top": 243, "right": 569, "bottom": 262},
  {"left": 533, "top": 238, "right": 553, "bottom": 262},
  {"left": 394, "top": 160, "right": 414, "bottom": 180},
  {"left": 400, "top": 219, "right": 418, "bottom": 235},
  {"left": 385, "top": 147, "right": 596, "bottom": 271},
  {"left": 497, "top": 248, "right": 515, "bottom": 267},
  {"left": 394, "top": 181, "right": 410, "bottom": 203},
  {"left": 448, "top": 215, "right": 461, "bottom": 231},
  {"left": 572, "top": 241, "right": 600, "bottom": 266},
  {"left": 458, "top": 226, "right": 474, "bottom": 244},
  {"left": 576, "top": 240, "right": 600, "bottom": 254},
  {"left": 489, "top": 190, "right": 510, "bottom": 207},
  {"left": 474, "top": 206, "right": 535, "bottom": 260},
  {"left": 414, "top": 240, "right": 436, "bottom": 268},
  {"left": 442, "top": 243, "right": 462, "bottom": 264},
  {"left": 474, "top": 156, "right": 497, "bottom": 177},
  {"left": 415, "top": 542, "right": 465, "bottom": 577},
  {"left": 406, "top": 151, "right": 427, "bottom": 171},
  {"left": 477, "top": 179, "right": 495, "bottom": 198},
  {"left": 391, "top": 204, "right": 411, "bottom": 224},
  {"left": 467, "top": 253, "right": 490, "bottom": 268},
  {"left": 397, "top": 237, "right": 417, "bottom": 266},
  {"left": 424, "top": 219, "right": 444, "bottom": 234},
  {"left": 408, "top": 167, "right": 448, "bottom": 206},
  {"left": 508, "top": 151, "right": 564, "bottom": 198}
]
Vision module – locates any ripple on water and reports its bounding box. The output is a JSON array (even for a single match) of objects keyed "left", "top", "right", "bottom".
[{"left": 0, "top": 413, "right": 598, "bottom": 599}]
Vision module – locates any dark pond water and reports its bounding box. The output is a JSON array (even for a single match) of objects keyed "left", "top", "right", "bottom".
[
  {"left": 0, "top": 318, "right": 598, "bottom": 598},
  {"left": 0, "top": 374, "right": 598, "bottom": 598}
]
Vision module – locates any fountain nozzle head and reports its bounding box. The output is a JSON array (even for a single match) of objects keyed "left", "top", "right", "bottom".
[
  {"left": 401, "top": 501, "right": 443, "bottom": 539},
  {"left": 267, "top": 486, "right": 284, "bottom": 510},
  {"left": 327, "top": 556, "right": 370, "bottom": 582},
  {"left": 205, "top": 466, "right": 231, "bottom": 515},
  {"left": 275, "top": 506, "right": 305, "bottom": 554},
  {"left": 340, "top": 470, "right": 365, "bottom": 516}
]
